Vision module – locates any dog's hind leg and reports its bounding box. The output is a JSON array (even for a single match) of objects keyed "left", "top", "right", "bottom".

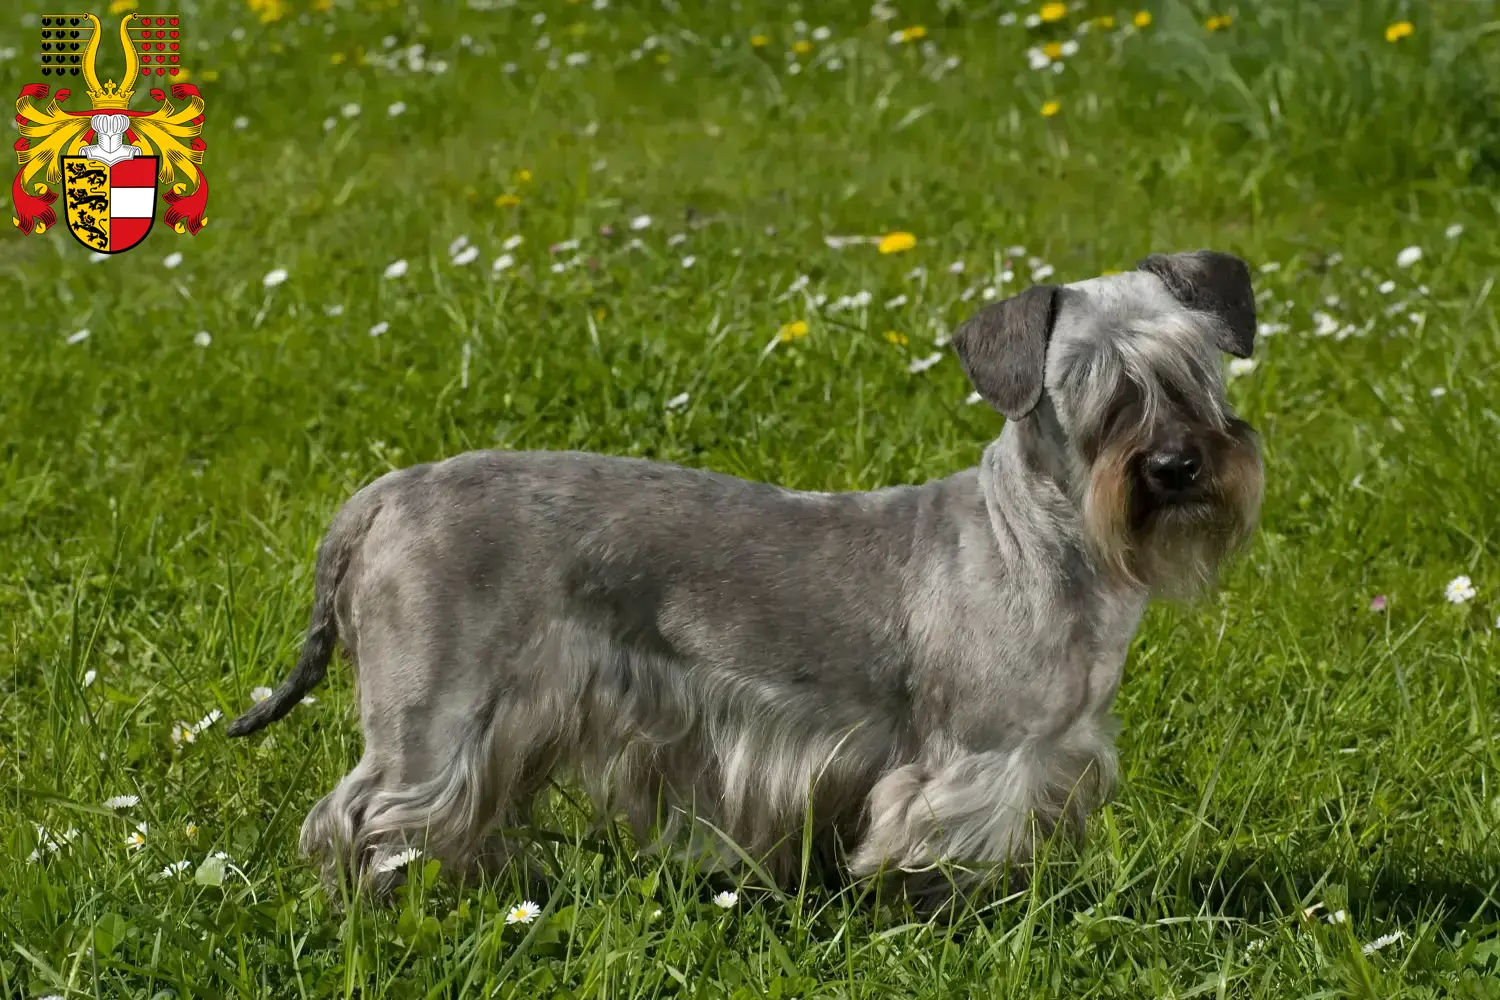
[{"left": 299, "top": 604, "right": 565, "bottom": 896}]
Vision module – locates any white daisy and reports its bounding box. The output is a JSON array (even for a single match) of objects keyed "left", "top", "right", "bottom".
[
  {"left": 668, "top": 232, "right": 687, "bottom": 246},
  {"left": 156, "top": 860, "right": 192, "bottom": 879},
  {"left": 502, "top": 234, "right": 524, "bottom": 251},
  {"left": 948, "top": 260, "right": 965, "bottom": 275},
  {"left": 666, "top": 392, "right": 690, "bottom": 410},
  {"left": 164, "top": 251, "right": 183, "bottom": 268},
  {"left": 812, "top": 25, "right": 831, "bottom": 40},
  {"left": 1395, "top": 246, "right": 1422, "bottom": 269},
  {"left": 1031, "top": 263, "right": 1055, "bottom": 281},
  {"left": 1327, "top": 909, "right": 1348, "bottom": 925},
  {"left": 83, "top": 669, "right": 97, "bottom": 687},
  {"left": 1227, "top": 358, "right": 1258, "bottom": 377},
  {"left": 325, "top": 303, "right": 345, "bottom": 317},
  {"left": 250, "top": 685, "right": 274, "bottom": 702},
  {"left": 387, "top": 101, "right": 407, "bottom": 117},
  {"left": 506, "top": 899, "right": 542, "bottom": 924},
  {"left": 369, "top": 321, "right": 390, "bottom": 337},
  {"left": 341, "top": 102, "right": 361, "bottom": 118},
  {"left": 1445, "top": 223, "right": 1463, "bottom": 240},
  {"left": 966, "top": 390, "right": 984, "bottom": 405},
  {"left": 193, "top": 331, "right": 211, "bottom": 347},
  {"left": 1000, "top": 12, "right": 1018, "bottom": 25},
  {"left": 1378, "top": 280, "right": 1395, "bottom": 294},
  {"left": 383, "top": 259, "right": 409, "bottom": 279},
  {"left": 126, "top": 823, "right": 149, "bottom": 849},
  {"left": 565, "top": 51, "right": 589, "bottom": 66},
  {"left": 630, "top": 214, "right": 652, "bottom": 231},
  {"left": 452, "top": 246, "right": 480, "bottom": 266},
  {"left": 263, "top": 268, "right": 288, "bottom": 288},
  {"left": 322, "top": 116, "right": 337, "bottom": 132},
  {"left": 680, "top": 255, "right": 696, "bottom": 269},
  {"left": 492, "top": 254, "right": 515, "bottom": 273},
  {"left": 1362, "top": 930, "right": 1403, "bottom": 955},
  {"left": 374, "top": 846, "right": 423, "bottom": 873},
  {"left": 67, "top": 328, "right": 91, "bottom": 344},
  {"left": 907, "top": 352, "right": 943, "bottom": 374},
  {"left": 712, "top": 890, "right": 738, "bottom": 908},
  {"left": 1444, "top": 575, "right": 1476, "bottom": 604},
  {"left": 104, "top": 794, "right": 139, "bottom": 810},
  {"left": 1027, "top": 47, "right": 1052, "bottom": 70},
  {"left": 448, "top": 234, "right": 470, "bottom": 256}
]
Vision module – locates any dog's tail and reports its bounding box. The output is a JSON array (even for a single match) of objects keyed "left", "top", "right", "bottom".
[{"left": 226, "top": 493, "right": 379, "bottom": 738}]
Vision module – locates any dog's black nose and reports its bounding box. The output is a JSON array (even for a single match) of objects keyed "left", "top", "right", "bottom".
[{"left": 1143, "top": 447, "right": 1202, "bottom": 496}]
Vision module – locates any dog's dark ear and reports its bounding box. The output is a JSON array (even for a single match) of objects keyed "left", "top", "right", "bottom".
[
  {"left": 1136, "top": 250, "right": 1256, "bottom": 358},
  {"left": 952, "top": 283, "right": 1059, "bottom": 420}
]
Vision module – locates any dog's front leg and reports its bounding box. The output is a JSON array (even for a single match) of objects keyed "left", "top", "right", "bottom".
[{"left": 849, "top": 743, "right": 1089, "bottom": 907}]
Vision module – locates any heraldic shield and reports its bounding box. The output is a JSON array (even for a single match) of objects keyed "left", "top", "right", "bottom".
[{"left": 61, "top": 153, "right": 159, "bottom": 254}]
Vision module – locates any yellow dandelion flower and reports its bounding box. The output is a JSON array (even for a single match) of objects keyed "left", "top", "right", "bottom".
[
  {"left": 878, "top": 231, "right": 917, "bottom": 254},
  {"left": 1133, "top": 11, "right": 1153, "bottom": 28},
  {"left": 107, "top": 0, "right": 137, "bottom": 12},
  {"left": 330, "top": 51, "right": 346, "bottom": 64},
  {"left": 495, "top": 194, "right": 522, "bottom": 208},
  {"left": 1094, "top": 15, "right": 1116, "bottom": 29},
  {"left": 1042, "top": 41, "right": 1064, "bottom": 59},
  {"left": 1385, "top": 21, "right": 1414, "bottom": 42},
  {"left": 515, "top": 168, "right": 533, "bottom": 184},
  {"left": 1041, "top": 100, "right": 1061, "bottom": 118},
  {"left": 185, "top": 823, "right": 199, "bottom": 838},
  {"left": 751, "top": 34, "right": 770, "bottom": 48},
  {"left": 899, "top": 25, "right": 927, "bottom": 42},
  {"left": 792, "top": 39, "right": 813, "bottom": 55},
  {"left": 1039, "top": 2, "right": 1067, "bottom": 23},
  {"left": 884, "top": 331, "right": 908, "bottom": 346},
  {"left": 1204, "top": 14, "right": 1233, "bottom": 31},
  {"left": 778, "top": 320, "right": 810, "bottom": 343}
]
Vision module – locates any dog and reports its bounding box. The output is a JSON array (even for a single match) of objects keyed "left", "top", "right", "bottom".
[{"left": 227, "top": 250, "right": 1264, "bottom": 908}]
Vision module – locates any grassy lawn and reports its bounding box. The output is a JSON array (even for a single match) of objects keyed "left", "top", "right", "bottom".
[{"left": 4, "top": 0, "right": 1500, "bottom": 995}]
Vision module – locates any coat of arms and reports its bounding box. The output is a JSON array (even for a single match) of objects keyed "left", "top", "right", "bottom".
[{"left": 12, "top": 11, "right": 208, "bottom": 254}]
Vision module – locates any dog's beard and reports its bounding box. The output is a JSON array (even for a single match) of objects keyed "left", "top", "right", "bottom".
[{"left": 1083, "top": 431, "right": 1262, "bottom": 598}]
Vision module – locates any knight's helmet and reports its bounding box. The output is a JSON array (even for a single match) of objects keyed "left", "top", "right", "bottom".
[{"left": 36, "top": 12, "right": 187, "bottom": 110}]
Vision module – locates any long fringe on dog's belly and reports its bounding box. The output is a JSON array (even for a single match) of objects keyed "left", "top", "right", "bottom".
[
  {"left": 325, "top": 627, "right": 910, "bottom": 885},
  {"left": 572, "top": 645, "right": 911, "bottom": 882}
]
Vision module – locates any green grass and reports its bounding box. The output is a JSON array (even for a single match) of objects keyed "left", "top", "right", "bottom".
[{"left": 4, "top": 0, "right": 1500, "bottom": 995}]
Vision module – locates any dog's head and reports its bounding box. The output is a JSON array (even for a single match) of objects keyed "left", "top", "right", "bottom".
[{"left": 954, "top": 250, "right": 1264, "bottom": 597}]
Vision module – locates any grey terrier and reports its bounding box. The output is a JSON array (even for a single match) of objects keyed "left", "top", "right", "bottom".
[{"left": 228, "top": 250, "right": 1264, "bottom": 907}]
